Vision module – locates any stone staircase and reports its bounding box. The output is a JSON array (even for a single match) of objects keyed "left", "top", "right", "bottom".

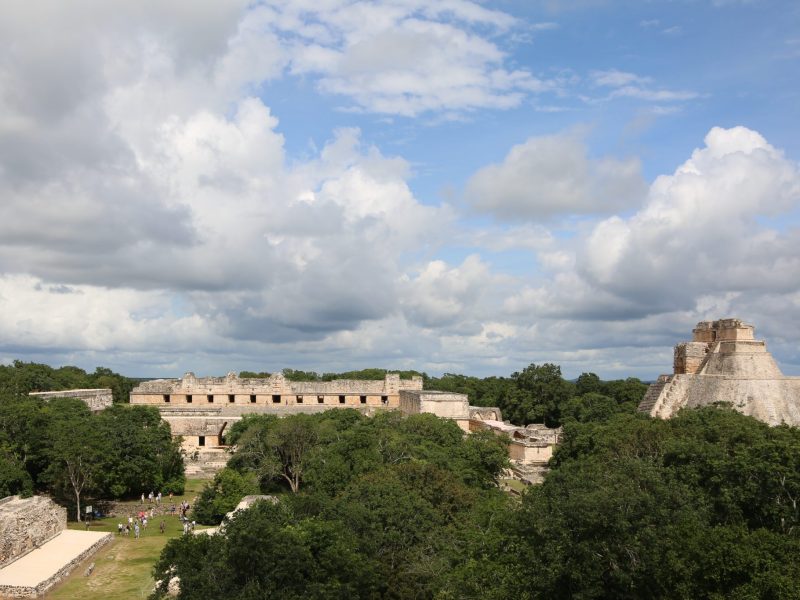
[
  {"left": 184, "top": 448, "right": 229, "bottom": 479},
  {"left": 638, "top": 375, "right": 670, "bottom": 414}
]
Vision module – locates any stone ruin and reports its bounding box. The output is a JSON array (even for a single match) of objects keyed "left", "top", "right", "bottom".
[
  {"left": 28, "top": 389, "right": 112, "bottom": 412},
  {"left": 467, "top": 415, "right": 562, "bottom": 484},
  {"left": 0, "top": 496, "right": 112, "bottom": 598},
  {"left": 0, "top": 496, "right": 66, "bottom": 569},
  {"left": 638, "top": 318, "right": 800, "bottom": 425},
  {"left": 131, "top": 372, "right": 423, "bottom": 451}
]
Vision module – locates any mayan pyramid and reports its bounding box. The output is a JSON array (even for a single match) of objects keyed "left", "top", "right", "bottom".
[{"left": 638, "top": 318, "right": 800, "bottom": 426}]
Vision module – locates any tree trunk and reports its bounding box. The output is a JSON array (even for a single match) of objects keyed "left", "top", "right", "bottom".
[{"left": 75, "top": 489, "right": 82, "bottom": 522}]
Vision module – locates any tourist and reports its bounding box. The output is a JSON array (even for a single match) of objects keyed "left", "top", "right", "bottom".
[
  {"left": 141, "top": 492, "right": 145, "bottom": 504},
  {"left": 160, "top": 520, "right": 166, "bottom": 534},
  {"left": 143, "top": 516, "right": 148, "bottom": 529},
  {"left": 134, "top": 523, "right": 140, "bottom": 539},
  {"left": 117, "top": 523, "right": 123, "bottom": 535},
  {"left": 148, "top": 491, "right": 154, "bottom": 503},
  {"left": 157, "top": 492, "right": 162, "bottom": 505},
  {"left": 128, "top": 515, "right": 133, "bottom": 528},
  {"left": 125, "top": 524, "right": 130, "bottom": 536}
]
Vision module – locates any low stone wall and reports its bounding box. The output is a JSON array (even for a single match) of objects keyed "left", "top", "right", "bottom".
[
  {"left": 0, "top": 497, "right": 66, "bottom": 568},
  {"left": 0, "top": 532, "right": 112, "bottom": 598}
]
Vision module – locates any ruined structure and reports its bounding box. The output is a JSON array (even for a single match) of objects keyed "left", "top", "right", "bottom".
[
  {"left": 638, "top": 318, "right": 800, "bottom": 425},
  {"left": 0, "top": 496, "right": 66, "bottom": 569},
  {"left": 131, "top": 372, "right": 423, "bottom": 448},
  {"left": 399, "top": 390, "right": 471, "bottom": 431},
  {"left": 28, "top": 389, "right": 112, "bottom": 412},
  {"left": 130, "top": 372, "right": 424, "bottom": 476},
  {"left": 131, "top": 371, "right": 561, "bottom": 481},
  {"left": 0, "top": 496, "right": 111, "bottom": 598},
  {"left": 468, "top": 415, "right": 561, "bottom": 484}
]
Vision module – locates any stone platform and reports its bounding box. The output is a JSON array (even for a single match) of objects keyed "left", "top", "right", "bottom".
[{"left": 0, "top": 530, "right": 112, "bottom": 598}]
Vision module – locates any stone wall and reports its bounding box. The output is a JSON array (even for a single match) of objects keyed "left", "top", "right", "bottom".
[
  {"left": 28, "top": 389, "right": 112, "bottom": 412},
  {"left": 0, "top": 496, "right": 66, "bottom": 568},
  {"left": 673, "top": 342, "right": 708, "bottom": 375},
  {"left": 0, "top": 531, "right": 112, "bottom": 599},
  {"left": 399, "top": 390, "right": 470, "bottom": 430},
  {"left": 131, "top": 372, "right": 422, "bottom": 405}
]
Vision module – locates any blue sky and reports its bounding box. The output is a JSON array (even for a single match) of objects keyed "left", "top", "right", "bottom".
[{"left": 1, "top": 0, "right": 799, "bottom": 380}]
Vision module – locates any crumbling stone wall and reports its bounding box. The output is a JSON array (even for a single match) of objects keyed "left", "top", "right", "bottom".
[
  {"left": 28, "top": 389, "right": 112, "bottom": 412},
  {"left": 0, "top": 496, "right": 66, "bottom": 568}
]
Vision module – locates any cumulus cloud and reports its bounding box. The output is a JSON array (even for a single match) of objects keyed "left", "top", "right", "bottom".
[
  {"left": 465, "top": 131, "right": 646, "bottom": 219},
  {"left": 508, "top": 126, "right": 800, "bottom": 322},
  {"left": 0, "top": 1, "right": 455, "bottom": 365},
  {"left": 400, "top": 255, "right": 501, "bottom": 331}
]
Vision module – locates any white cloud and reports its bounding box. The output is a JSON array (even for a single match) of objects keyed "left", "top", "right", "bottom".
[
  {"left": 280, "top": 6, "right": 553, "bottom": 116},
  {"left": 0, "top": 2, "right": 456, "bottom": 357},
  {"left": 509, "top": 126, "right": 800, "bottom": 322},
  {"left": 400, "top": 255, "right": 499, "bottom": 330},
  {"left": 465, "top": 131, "right": 646, "bottom": 219},
  {"left": 589, "top": 69, "right": 700, "bottom": 103}
]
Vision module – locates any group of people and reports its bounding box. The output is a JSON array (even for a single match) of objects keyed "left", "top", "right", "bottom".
[
  {"left": 118, "top": 514, "right": 166, "bottom": 538},
  {"left": 116, "top": 489, "right": 179, "bottom": 539},
  {"left": 141, "top": 490, "right": 170, "bottom": 505}
]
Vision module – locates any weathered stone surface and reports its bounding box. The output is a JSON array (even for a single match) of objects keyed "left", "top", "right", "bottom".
[
  {"left": 130, "top": 373, "right": 424, "bottom": 452},
  {"left": 400, "top": 390, "right": 471, "bottom": 430},
  {"left": 0, "top": 496, "right": 66, "bottom": 569},
  {"left": 639, "top": 318, "right": 800, "bottom": 425},
  {"left": 28, "top": 389, "right": 112, "bottom": 412},
  {"left": 0, "top": 530, "right": 112, "bottom": 598}
]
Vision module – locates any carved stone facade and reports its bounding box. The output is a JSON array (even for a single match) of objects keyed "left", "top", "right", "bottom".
[
  {"left": 28, "top": 389, "right": 113, "bottom": 412},
  {"left": 130, "top": 372, "right": 423, "bottom": 449},
  {"left": 639, "top": 318, "right": 800, "bottom": 425}
]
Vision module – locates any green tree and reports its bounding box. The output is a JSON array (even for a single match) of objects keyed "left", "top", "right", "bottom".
[
  {"left": 192, "top": 467, "right": 260, "bottom": 525},
  {"left": 231, "top": 414, "right": 319, "bottom": 493},
  {"left": 505, "top": 363, "right": 575, "bottom": 426},
  {"left": 42, "top": 399, "right": 106, "bottom": 521},
  {"left": 0, "top": 454, "right": 33, "bottom": 497}
]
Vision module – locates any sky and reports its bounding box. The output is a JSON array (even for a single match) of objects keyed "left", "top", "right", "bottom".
[{"left": 1, "top": 0, "right": 799, "bottom": 380}]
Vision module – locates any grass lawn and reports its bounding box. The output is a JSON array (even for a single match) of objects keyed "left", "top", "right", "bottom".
[
  {"left": 500, "top": 478, "right": 528, "bottom": 494},
  {"left": 45, "top": 479, "right": 208, "bottom": 600}
]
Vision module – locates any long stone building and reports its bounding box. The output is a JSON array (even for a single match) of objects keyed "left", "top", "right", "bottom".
[
  {"left": 130, "top": 371, "right": 561, "bottom": 479},
  {"left": 130, "top": 371, "right": 425, "bottom": 449},
  {"left": 638, "top": 318, "right": 800, "bottom": 425}
]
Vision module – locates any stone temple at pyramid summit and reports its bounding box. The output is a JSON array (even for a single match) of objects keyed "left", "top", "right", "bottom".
[{"left": 638, "top": 318, "right": 800, "bottom": 426}]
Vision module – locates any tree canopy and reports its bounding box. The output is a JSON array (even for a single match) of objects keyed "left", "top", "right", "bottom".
[
  {"left": 156, "top": 407, "right": 800, "bottom": 599},
  {"left": 426, "top": 364, "right": 648, "bottom": 427},
  {"left": 0, "top": 392, "right": 184, "bottom": 518},
  {"left": 0, "top": 360, "right": 137, "bottom": 403}
]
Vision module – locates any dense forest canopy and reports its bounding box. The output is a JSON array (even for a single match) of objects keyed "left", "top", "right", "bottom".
[
  {"left": 154, "top": 406, "right": 800, "bottom": 599},
  {"left": 426, "top": 364, "right": 648, "bottom": 427}
]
